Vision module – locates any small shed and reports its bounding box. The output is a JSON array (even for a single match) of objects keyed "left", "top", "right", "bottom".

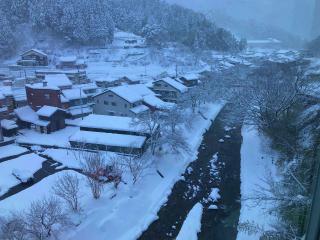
[{"left": 0, "top": 119, "right": 18, "bottom": 137}]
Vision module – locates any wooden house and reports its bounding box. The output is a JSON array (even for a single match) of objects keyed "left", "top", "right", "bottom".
[{"left": 17, "top": 49, "right": 48, "bottom": 66}]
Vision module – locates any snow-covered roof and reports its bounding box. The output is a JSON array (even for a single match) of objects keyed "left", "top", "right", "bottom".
[
  {"left": 45, "top": 74, "right": 72, "bottom": 88},
  {"left": 0, "top": 86, "right": 13, "bottom": 97},
  {"left": 114, "top": 31, "right": 143, "bottom": 40},
  {"left": 1, "top": 119, "right": 18, "bottom": 130},
  {"left": 12, "top": 88, "right": 26, "bottom": 102},
  {"left": 67, "top": 105, "right": 92, "bottom": 116},
  {"left": 25, "top": 83, "right": 60, "bottom": 91},
  {"left": 62, "top": 88, "right": 87, "bottom": 101},
  {"left": 0, "top": 106, "right": 8, "bottom": 113},
  {"left": 70, "top": 130, "right": 146, "bottom": 149},
  {"left": 180, "top": 73, "right": 201, "bottom": 81},
  {"left": 143, "top": 94, "right": 175, "bottom": 109},
  {"left": 21, "top": 49, "right": 47, "bottom": 57},
  {"left": 79, "top": 114, "right": 147, "bottom": 133},
  {"left": 156, "top": 78, "right": 188, "bottom": 93},
  {"left": 130, "top": 105, "right": 149, "bottom": 114},
  {"left": 73, "top": 83, "right": 98, "bottom": 91},
  {"left": 15, "top": 106, "right": 49, "bottom": 127},
  {"left": 59, "top": 56, "right": 77, "bottom": 63},
  {"left": 36, "top": 106, "right": 63, "bottom": 117},
  {"left": 247, "top": 38, "right": 281, "bottom": 44},
  {"left": 107, "top": 84, "right": 155, "bottom": 103}
]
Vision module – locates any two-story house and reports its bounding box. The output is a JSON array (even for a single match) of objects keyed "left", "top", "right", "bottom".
[
  {"left": 178, "top": 73, "right": 200, "bottom": 87},
  {"left": 93, "top": 84, "right": 153, "bottom": 117},
  {"left": 151, "top": 77, "right": 188, "bottom": 103},
  {"left": 17, "top": 49, "right": 48, "bottom": 66},
  {"left": 56, "top": 56, "right": 87, "bottom": 69},
  {"left": 15, "top": 105, "right": 66, "bottom": 134}
]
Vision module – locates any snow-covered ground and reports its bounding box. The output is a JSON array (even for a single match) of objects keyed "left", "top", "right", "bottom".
[
  {"left": 0, "top": 153, "right": 46, "bottom": 195},
  {"left": 237, "top": 126, "right": 278, "bottom": 240},
  {"left": 176, "top": 202, "right": 203, "bottom": 240},
  {"left": 0, "top": 170, "right": 88, "bottom": 215},
  {"left": 59, "top": 102, "right": 223, "bottom": 240},
  {"left": 43, "top": 148, "right": 118, "bottom": 170},
  {"left": 0, "top": 144, "right": 28, "bottom": 159},
  {"left": 0, "top": 102, "right": 223, "bottom": 240}
]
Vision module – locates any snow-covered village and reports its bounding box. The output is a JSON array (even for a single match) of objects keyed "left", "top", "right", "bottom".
[{"left": 0, "top": 1, "right": 320, "bottom": 240}]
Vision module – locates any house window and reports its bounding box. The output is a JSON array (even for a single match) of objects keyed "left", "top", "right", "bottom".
[
  {"left": 104, "top": 101, "right": 109, "bottom": 105},
  {"left": 124, "top": 104, "right": 127, "bottom": 108},
  {"left": 108, "top": 94, "right": 114, "bottom": 97},
  {"left": 96, "top": 99, "right": 100, "bottom": 103},
  {"left": 111, "top": 102, "right": 116, "bottom": 106}
]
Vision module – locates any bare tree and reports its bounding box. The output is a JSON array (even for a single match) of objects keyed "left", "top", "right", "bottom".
[
  {"left": 25, "top": 197, "right": 70, "bottom": 240},
  {"left": 132, "top": 111, "right": 161, "bottom": 155},
  {"left": 52, "top": 172, "right": 82, "bottom": 212},
  {"left": 162, "top": 106, "right": 184, "bottom": 134},
  {"left": 162, "top": 129, "right": 190, "bottom": 155},
  {"left": 0, "top": 213, "right": 27, "bottom": 240},
  {"left": 81, "top": 152, "right": 106, "bottom": 199},
  {"left": 121, "top": 153, "right": 151, "bottom": 184},
  {"left": 235, "top": 62, "right": 305, "bottom": 129}
]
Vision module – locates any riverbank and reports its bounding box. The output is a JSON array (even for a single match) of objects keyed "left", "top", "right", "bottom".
[
  {"left": 237, "top": 126, "right": 277, "bottom": 240},
  {"left": 139, "top": 103, "right": 242, "bottom": 240},
  {"left": 60, "top": 102, "right": 224, "bottom": 240}
]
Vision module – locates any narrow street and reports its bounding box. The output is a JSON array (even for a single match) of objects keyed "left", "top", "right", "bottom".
[{"left": 139, "top": 105, "right": 242, "bottom": 240}]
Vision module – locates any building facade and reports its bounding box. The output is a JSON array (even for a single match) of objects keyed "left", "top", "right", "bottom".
[{"left": 17, "top": 49, "right": 48, "bottom": 66}]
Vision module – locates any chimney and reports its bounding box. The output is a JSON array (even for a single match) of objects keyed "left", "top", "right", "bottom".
[{"left": 43, "top": 80, "right": 48, "bottom": 87}]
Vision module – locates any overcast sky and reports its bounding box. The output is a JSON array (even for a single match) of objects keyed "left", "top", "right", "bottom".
[{"left": 165, "top": 0, "right": 315, "bottom": 39}]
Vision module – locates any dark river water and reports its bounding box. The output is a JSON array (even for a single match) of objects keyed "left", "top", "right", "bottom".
[{"left": 139, "top": 105, "right": 242, "bottom": 240}]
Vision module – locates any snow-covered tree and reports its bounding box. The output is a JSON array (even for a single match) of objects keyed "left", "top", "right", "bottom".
[
  {"left": 25, "top": 197, "right": 70, "bottom": 239},
  {"left": 81, "top": 152, "right": 106, "bottom": 199},
  {"left": 0, "top": 11, "right": 16, "bottom": 56},
  {"left": 131, "top": 111, "right": 161, "bottom": 155},
  {"left": 53, "top": 173, "right": 82, "bottom": 212}
]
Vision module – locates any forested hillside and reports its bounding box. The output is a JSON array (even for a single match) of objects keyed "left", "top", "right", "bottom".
[{"left": 0, "top": 0, "right": 245, "bottom": 57}]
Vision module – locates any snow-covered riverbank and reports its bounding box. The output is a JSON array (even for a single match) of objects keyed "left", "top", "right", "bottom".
[
  {"left": 62, "top": 102, "right": 223, "bottom": 240},
  {"left": 237, "top": 126, "right": 278, "bottom": 240}
]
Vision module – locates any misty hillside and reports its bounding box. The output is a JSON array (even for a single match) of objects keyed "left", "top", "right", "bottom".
[{"left": 0, "top": 0, "right": 246, "bottom": 57}]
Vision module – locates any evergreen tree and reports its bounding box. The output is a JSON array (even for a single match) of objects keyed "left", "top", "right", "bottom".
[{"left": 0, "top": 10, "right": 16, "bottom": 56}]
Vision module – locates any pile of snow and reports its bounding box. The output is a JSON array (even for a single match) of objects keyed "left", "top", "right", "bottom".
[
  {"left": 176, "top": 203, "right": 203, "bottom": 240},
  {"left": 209, "top": 153, "right": 219, "bottom": 177},
  {"left": 209, "top": 188, "right": 221, "bottom": 203}
]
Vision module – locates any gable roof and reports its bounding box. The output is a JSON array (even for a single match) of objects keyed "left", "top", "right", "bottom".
[
  {"left": 21, "top": 49, "right": 47, "bottom": 57},
  {"left": 36, "top": 106, "right": 63, "bottom": 117},
  {"left": 180, "top": 73, "right": 201, "bottom": 81},
  {"left": 15, "top": 106, "right": 50, "bottom": 127},
  {"left": 62, "top": 88, "right": 87, "bottom": 101},
  {"left": 79, "top": 114, "right": 147, "bottom": 133},
  {"left": 45, "top": 74, "right": 72, "bottom": 89},
  {"left": 95, "top": 84, "right": 155, "bottom": 103},
  {"left": 143, "top": 94, "right": 175, "bottom": 109},
  {"left": 155, "top": 78, "right": 188, "bottom": 93}
]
